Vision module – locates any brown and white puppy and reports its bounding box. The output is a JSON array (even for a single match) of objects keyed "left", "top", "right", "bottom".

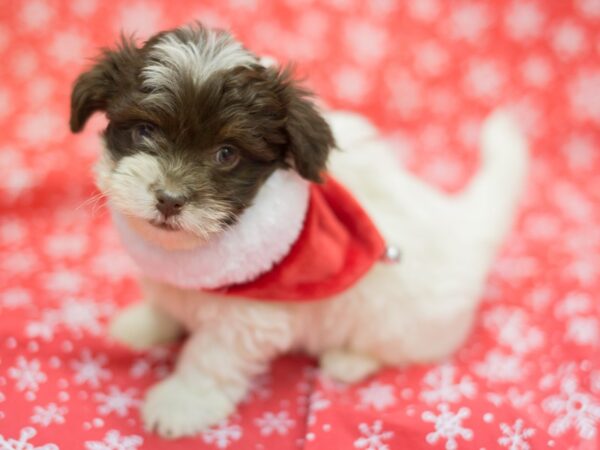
[
  {"left": 71, "top": 23, "right": 528, "bottom": 438},
  {"left": 71, "top": 25, "right": 334, "bottom": 243}
]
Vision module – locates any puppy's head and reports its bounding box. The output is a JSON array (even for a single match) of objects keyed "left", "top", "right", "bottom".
[{"left": 71, "top": 23, "right": 334, "bottom": 241}]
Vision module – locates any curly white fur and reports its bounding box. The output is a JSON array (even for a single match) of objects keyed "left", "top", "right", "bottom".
[{"left": 110, "top": 109, "right": 528, "bottom": 438}]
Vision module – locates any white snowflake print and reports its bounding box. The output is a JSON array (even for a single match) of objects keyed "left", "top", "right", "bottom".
[
  {"left": 254, "top": 411, "right": 295, "bottom": 436},
  {"left": 543, "top": 374, "right": 600, "bottom": 439},
  {"left": 47, "top": 28, "right": 89, "bottom": 66},
  {"left": 115, "top": 1, "right": 161, "bottom": 37},
  {"left": 552, "top": 20, "right": 586, "bottom": 59},
  {"left": 95, "top": 385, "right": 139, "bottom": 417},
  {"left": 407, "top": 0, "right": 440, "bottom": 21},
  {"left": 20, "top": 0, "right": 54, "bottom": 30},
  {"left": 577, "top": 0, "right": 600, "bottom": 18},
  {"left": 521, "top": 56, "right": 552, "bottom": 88},
  {"left": 504, "top": 2, "right": 544, "bottom": 41},
  {"left": 414, "top": 41, "right": 448, "bottom": 77},
  {"left": 307, "top": 390, "right": 331, "bottom": 425},
  {"left": 26, "top": 298, "right": 113, "bottom": 341},
  {"left": 358, "top": 381, "right": 396, "bottom": 411},
  {"left": 422, "top": 404, "right": 473, "bottom": 450},
  {"left": 0, "top": 288, "right": 31, "bottom": 309},
  {"left": 474, "top": 350, "right": 524, "bottom": 383},
  {"left": 30, "top": 403, "right": 67, "bottom": 427},
  {"left": 420, "top": 364, "right": 476, "bottom": 404},
  {"left": 44, "top": 232, "right": 88, "bottom": 258},
  {"left": 354, "top": 420, "right": 394, "bottom": 450},
  {"left": 569, "top": 69, "right": 600, "bottom": 125},
  {"left": 498, "top": 419, "right": 536, "bottom": 450},
  {"left": 561, "top": 133, "right": 597, "bottom": 171},
  {"left": 483, "top": 307, "right": 544, "bottom": 354},
  {"left": 448, "top": 3, "right": 490, "bottom": 43},
  {"left": 566, "top": 316, "right": 599, "bottom": 346},
  {"left": 464, "top": 60, "right": 505, "bottom": 102},
  {"left": 43, "top": 268, "right": 83, "bottom": 294},
  {"left": 71, "top": 349, "right": 111, "bottom": 388},
  {"left": 0, "top": 427, "right": 58, "bottom": 450},
  {"left": 202, "top": 421, "right": 243, "bottom": 449},
  {"left": 8, "top": 357, "right": 47, "bottom": 392},
  {"left": 84, "top": 430, "right": 143, "bottom": 450}
]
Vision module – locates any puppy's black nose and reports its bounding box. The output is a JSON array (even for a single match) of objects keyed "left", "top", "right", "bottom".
[{"left": 155, "top": 190, "right": 186, "bottom": 218}]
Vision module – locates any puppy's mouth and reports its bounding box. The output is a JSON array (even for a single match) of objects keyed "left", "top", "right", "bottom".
[{"left": 149, "top": 219, "right": 181, "bottom": 231}]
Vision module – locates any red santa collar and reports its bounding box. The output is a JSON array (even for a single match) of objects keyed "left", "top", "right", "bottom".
[
  {"left": 211, "top": 175, "right": 387, "bottom": 301},
  {"left": 113, "top": 170, "right": 389, "bottom": 302}
]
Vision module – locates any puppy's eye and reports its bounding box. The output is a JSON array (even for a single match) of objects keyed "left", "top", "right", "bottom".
[
  {"left": 215, "top": 145, "right": 240, "bottom": 167},
  {"left": 132, "top": 123, "right": 157, "bottom": 142}
]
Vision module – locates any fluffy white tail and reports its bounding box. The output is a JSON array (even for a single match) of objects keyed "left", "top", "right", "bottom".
[{"left": 458, "top": 109, "right": 529, "bottom": 248}]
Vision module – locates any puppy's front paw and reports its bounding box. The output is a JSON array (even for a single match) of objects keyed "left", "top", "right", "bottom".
[
  {"left": 109, "top": 302, "right": 183, "bottom": 350},
  {"left": 142, "top": 376, "right": 235, "bottom": 438},
  {"left": 320, "top": 349, "right": 380, "bottom": 384}
]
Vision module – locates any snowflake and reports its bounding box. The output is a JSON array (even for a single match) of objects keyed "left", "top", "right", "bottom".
[
  {"left": 84, "top": 430, "right": 143, "bottom": 450},
  {"left": 16, "top": 109, "right": 65, "bottom": 147},
  {"left": 116, "top": 2, "right": 161, "bottom": 37},
  {"left": 0, "top": 167, "right": 36, "bottom": 199},
  {"left": 27, "top": 298, "right": 112, "bottom": 341},
  {"left": 357, "top": 381, "right": 396, "bottom": 411},
  {"left": 577, "top": 0, "right": 600, "bottom": 18},
  {"left": 30, "top": 403, "right": 67, "bottom": 427},
  {"left": 566, "top": 316, "right": 599, "bottom": 345},
  {"left": 48, "top": 29, "right": 89, "bottom": 66},
  {"left": 43, "top": 268, "right": 83, "bottom": 294},
  {"left": 553, "top": 20, "right": 585, "bottom": 59},
  {"left": 344, "top": 20, "right": 388, "bottom": 64},
  {"left": 420, "top": 364, "right": 476, "bottom": 404},
  {"left": 483, "top": 307, "right": 544, "bottom": 354},
  {"left": 474, "top": 350, "right": 524, "bottom": 383},
  {"left": 543, "top": 375, "right": 600, "bottom": 439},
  {"left": 414, "top": 41, "right": 448, "bottom": 77},
  {"left": 498, "top": 419, "right": 535, "bottom": 450},
  {"left": 44, "top": 232, "right": 88, "bottom": 258},
  {"left": 0, "top": 288, "right": 31, "bottom": 309},
  {"left": 333, "top": 66, "right": 370, "bottom": 104},
  {"left": 71, "top": 350, "right": 111, "bottom": 388},
  {"left": 422, "top": 404, "right": 473, "bottom": 450},
  {"left": 95, "top": 386, "right": 139, "bottom": 417},
  {"left": 504, "top": 2, "right": 544, "bottom": 41},
  {"left": 308, "top": 390, "right": 331, "bottom": 425},
  {"left": 202, "top": 421, "right": 243, "bottom": 448},
  {"left": 0, "top": 427, "right": 58, "bottom": 450},
  {"left": 562, "top": 133, "right": 597, "bottom": 170},
  {"left": 8, "top": 357, "right": 47, "bottom": 392},
  {"left": 407, "top": 0, "right": 440, "bottom": 21},
  {"left": 20, "top": 0, "right": 54, "bottom": 30},
  {"left": 569, "top": 69, "right": 600, "bottom": 125},
  {"left": 354, "top": 420, "right": 394, "bottom": 450},
  {"left": 448, "top": 2, "right": 490, "bottom": 42},
  {"left": 521, "top": 56, "right": 552, "bottom": 88},
  {"left": 254, "top": 411, "right": 295, "bottom": 436},
  {"left": 0, "top": 218, "right": 25, "bottom": 244},
  {"left": 464, "top": 60, "right": 505, "bottom": 102}
]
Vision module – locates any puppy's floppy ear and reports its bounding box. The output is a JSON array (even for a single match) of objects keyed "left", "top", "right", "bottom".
[
  {"left": 276, "top": 68, "right": 335, "bottom": 183},
  {"left": 70, "top": 37, "right": 140, "bottom": 133}
]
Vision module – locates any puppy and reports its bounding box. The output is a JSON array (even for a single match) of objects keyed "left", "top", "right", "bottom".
[{"left": 70, "top": 23, "right": 528, "bottom": 438}]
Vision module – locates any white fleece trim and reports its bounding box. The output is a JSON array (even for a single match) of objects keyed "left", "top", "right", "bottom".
[{"left": 113, "top": 169, "right": 310, "bottom": 290}]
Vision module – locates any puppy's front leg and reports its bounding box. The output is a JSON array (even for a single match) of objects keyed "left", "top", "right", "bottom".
[{"left": 142, "top": 307, "right": 292, "bottom": 438}]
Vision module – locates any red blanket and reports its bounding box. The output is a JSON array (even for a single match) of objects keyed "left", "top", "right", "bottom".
[{"left": 1, "top": 1, "right": 599, "bottom": 449}]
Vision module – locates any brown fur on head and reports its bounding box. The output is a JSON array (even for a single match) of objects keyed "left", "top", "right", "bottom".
[{"left": 70, "top": 23, "right": 335, "bottom": 238}]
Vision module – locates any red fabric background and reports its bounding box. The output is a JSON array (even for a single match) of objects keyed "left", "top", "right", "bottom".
[{"left": 1, "top": 1, "right": 599, "bottom": 449}]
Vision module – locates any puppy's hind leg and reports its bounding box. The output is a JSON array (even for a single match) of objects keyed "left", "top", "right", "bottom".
[{"left": 109, "top": 301, "right": 184, "bottom": 350}]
